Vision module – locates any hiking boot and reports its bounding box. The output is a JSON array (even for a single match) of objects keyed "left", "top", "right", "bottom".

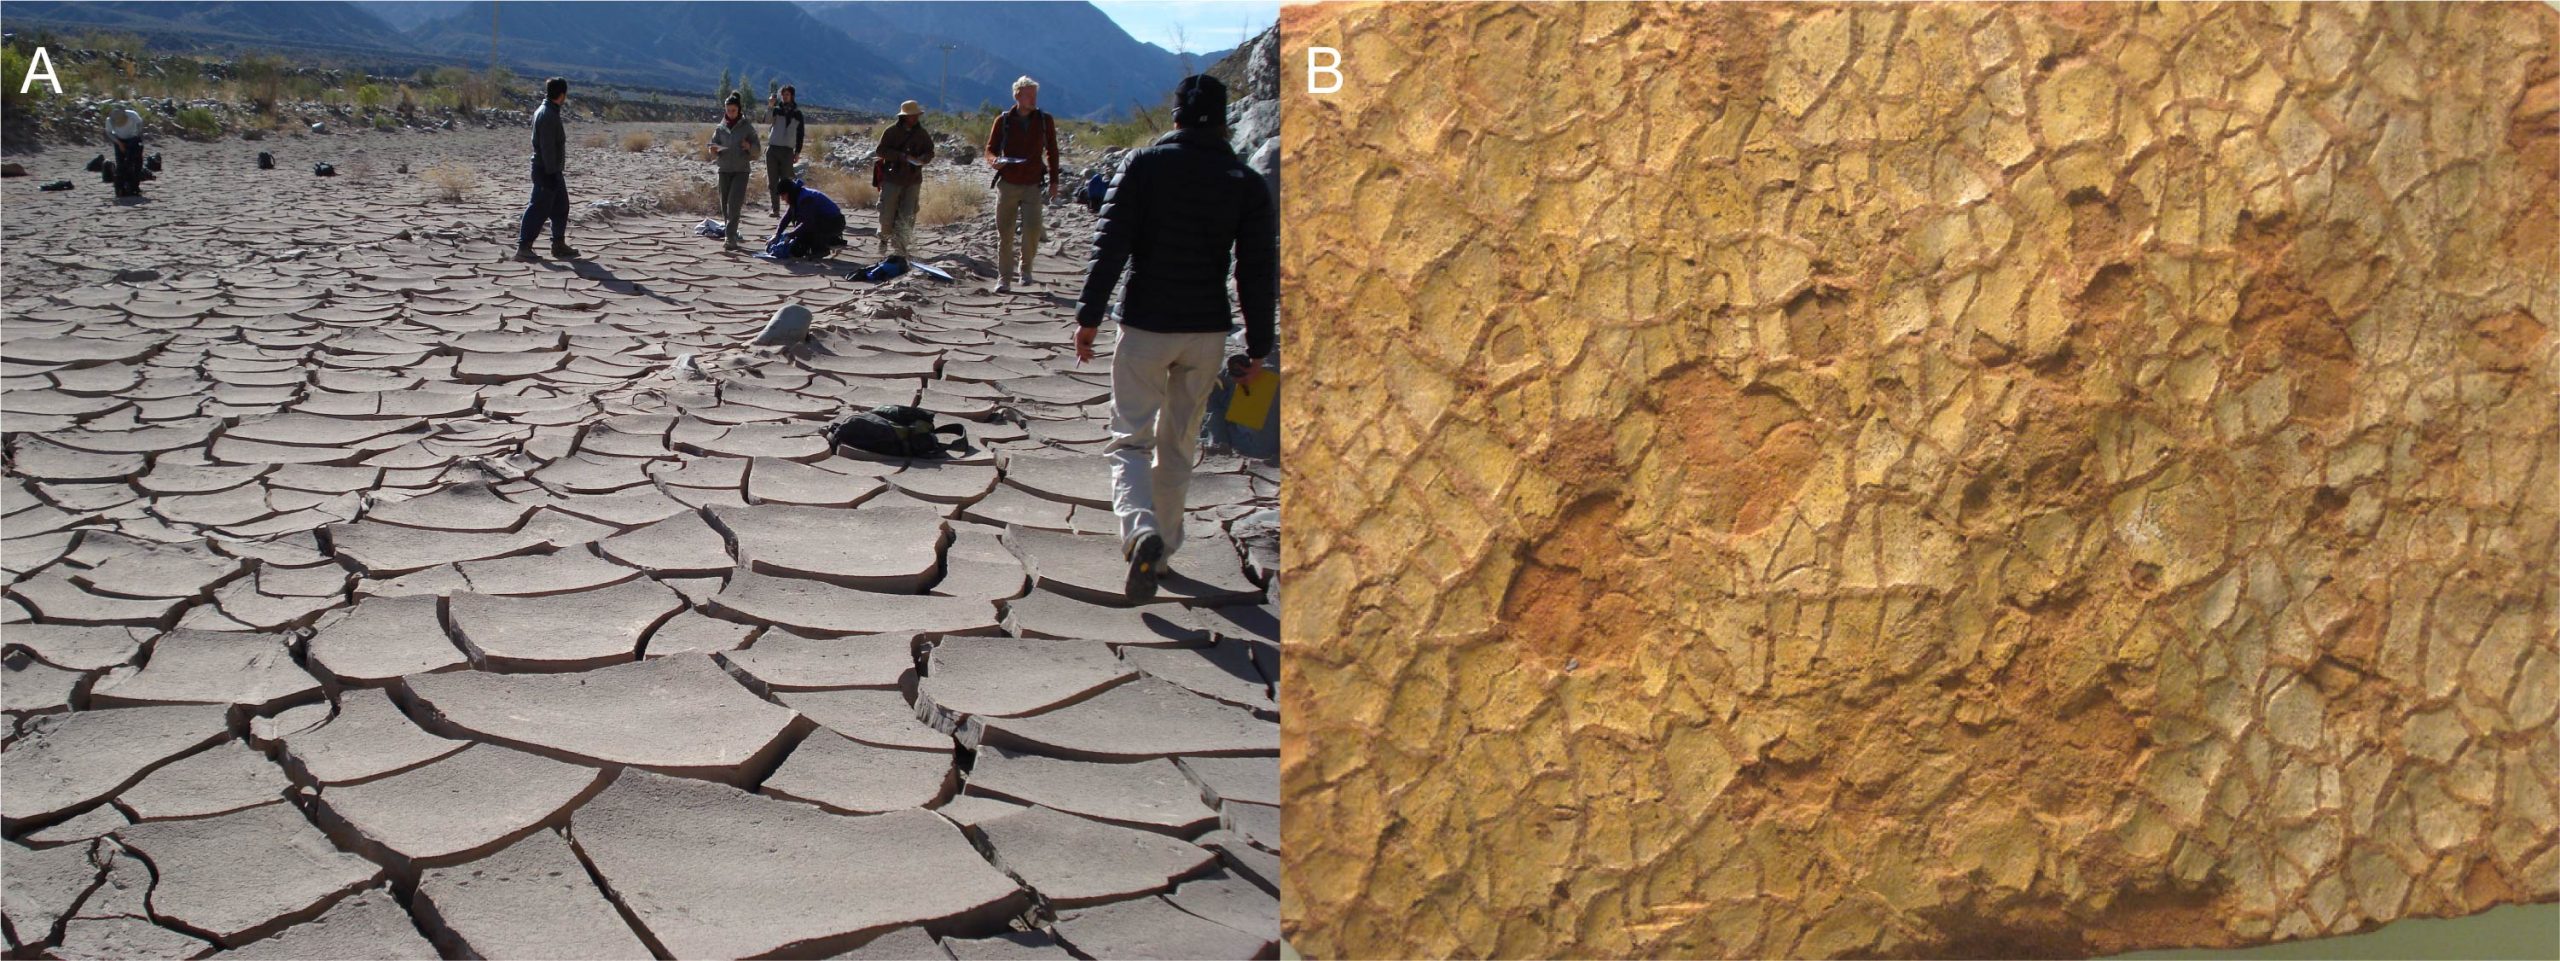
[
  {"left": 996, "top": 279, "right": 1012, "bottom": 293},
  {"left": 1124, "top": 532, "right": 1164, "bottom": 602},
  {"left": 550, "top": 243, "right": 580, "bottom": 260},
  {"left": 514, "top": 245, "right": 538, "bottom": 261}
]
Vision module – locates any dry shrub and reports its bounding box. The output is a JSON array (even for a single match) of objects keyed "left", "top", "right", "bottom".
[
  {"left": 651, "top": 175, "right": 722, "bottom": 216},
  {"left": 581, "top": 130, "right": 611, "bottom": 148},
  {"left": 422, "top": 161, "right": 475, "bottom": 202},
  {"left": 916, "top": 177, "right": 989, "bottom": 227},
  {"left": 622, "top": 129, "right": 654, "bottom": 152},
  {"left": 802, "top": 163, "right": 878, "bottom": 209}
]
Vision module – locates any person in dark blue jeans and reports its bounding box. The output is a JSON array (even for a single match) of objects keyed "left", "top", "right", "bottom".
[
  {"left": 767, "top": 179, "right": 846, "bottom": 259},
  {"left": 516, "top": 76, "right": 577, "bottom": 260}
]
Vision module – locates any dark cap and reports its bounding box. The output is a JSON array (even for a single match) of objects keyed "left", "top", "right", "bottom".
[{"left": 1174, "top": 74, "right": 1226, "bottom": 128}]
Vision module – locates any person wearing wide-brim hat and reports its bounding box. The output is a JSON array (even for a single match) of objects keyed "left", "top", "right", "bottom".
[{"left": 871, "top": 100, "right": 935, "bottom": 257}]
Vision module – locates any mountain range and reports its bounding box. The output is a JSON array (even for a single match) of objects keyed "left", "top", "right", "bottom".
[{"left": 0, "top": 1, "right": 1235, "bottom": 118}]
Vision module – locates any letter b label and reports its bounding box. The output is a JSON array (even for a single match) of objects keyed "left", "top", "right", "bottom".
[{"left": 1307, "top": 47, "right": 1342, "bottom": 95}]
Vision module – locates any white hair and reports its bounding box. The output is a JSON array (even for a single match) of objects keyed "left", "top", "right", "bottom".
[{"left": 1012, "top": 76, "right": 1039, "bottom": 94}]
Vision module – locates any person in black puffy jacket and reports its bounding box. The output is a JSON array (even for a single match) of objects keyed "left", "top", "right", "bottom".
[{"left": 1070, "top": 74, "right": 1277, "bottom": 601}]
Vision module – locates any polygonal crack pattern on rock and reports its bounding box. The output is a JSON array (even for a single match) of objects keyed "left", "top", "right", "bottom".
[
  {"left": 0, "top": 111, "right": 1281, "bottom": 958},
  {"left": 1278, "top": 3, "right": 2559, "bottom": 959}
]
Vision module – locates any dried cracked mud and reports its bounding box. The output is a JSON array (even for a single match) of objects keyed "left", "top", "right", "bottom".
[
  {"left": 1, "top": 122, "right": 1279, "bottom": 959},
  {"left": 1281, "top": 3, "right": 2557, "bottom": 958}
]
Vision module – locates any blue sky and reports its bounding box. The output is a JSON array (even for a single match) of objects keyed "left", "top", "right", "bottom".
[{"left": 1091, "top": 0, "right": 1278, "bottom": 54}]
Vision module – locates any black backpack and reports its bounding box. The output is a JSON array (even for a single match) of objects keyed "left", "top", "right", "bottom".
[
  {"left": 85, "top": 154, "right": 106, "bottom": 173},
  {"left": 312, "top": 162, "right": 336, "bottom": 177},
  {"left": 258, "top": 152, "right": 275, "bottom": 170},
  {"left": 828, "top": 404, "right": 966, "bottom": 458}
]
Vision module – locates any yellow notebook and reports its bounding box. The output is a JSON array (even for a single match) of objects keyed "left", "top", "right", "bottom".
[{"left": 1226, "top": 368, "right": 1279, "bottom": 430}]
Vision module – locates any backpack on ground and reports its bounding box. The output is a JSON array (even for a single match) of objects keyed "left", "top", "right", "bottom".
[
  {"left": 312, "top": 162, "right": 336, "bottom": 177},
  {"left": 258, "top": 152, "right": 275, "bottom": 170},
  {"left": 144, "top": 153, "right": 162, "bottom": 172},
  {"left": 859, "top": 256, "right": 908, "bottom": 283},
  {"left": 86, "top": 154, "right": 105, "bottom": 173},
  {"left": 828, "top": 404, "right": 966, "bottom": 458}
]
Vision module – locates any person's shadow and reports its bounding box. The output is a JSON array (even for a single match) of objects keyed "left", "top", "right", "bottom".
[{"left": 570, "top": 259, "right": 682, "bottom": 305}]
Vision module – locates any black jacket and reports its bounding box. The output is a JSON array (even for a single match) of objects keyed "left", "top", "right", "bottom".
[
  {"left": 1075, "top": 127, "right": 1277, "bottom": 359},
  {"left": 530, "top": 100, "right": 565, "bottom": 175}
]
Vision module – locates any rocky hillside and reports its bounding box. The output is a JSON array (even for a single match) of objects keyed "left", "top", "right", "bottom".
[{"left": 0, "top": 1, "right": 1237, "bottom": 119}]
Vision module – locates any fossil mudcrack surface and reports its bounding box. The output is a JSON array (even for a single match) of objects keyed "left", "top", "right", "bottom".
[
  {"left": 1, "top": 123, "right": 1280, "bottom": 959},
  {"left": 1280, "top": 3, "right": 2557, "bottom": 958}
]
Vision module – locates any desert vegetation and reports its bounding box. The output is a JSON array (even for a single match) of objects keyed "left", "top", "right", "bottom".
[
  {"left": 421, "top": 160, "right": 476, "bottom": 202},
  {"left": 916, "top": 177, "right": 989, "bottom": 227},
  {"left": 649, "top": 174, "right": 723, "bottom": 217},
  {"left": 798, "top": 162, "right": 877, "bottom": 209}
]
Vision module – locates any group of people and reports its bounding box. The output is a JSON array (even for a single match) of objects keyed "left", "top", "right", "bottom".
[
  {"left": 515, "top": 73, "right": 1065, "bottom": 273},
  {"left": 514, "top": 71, "right": 1273, "bottom": 598}
]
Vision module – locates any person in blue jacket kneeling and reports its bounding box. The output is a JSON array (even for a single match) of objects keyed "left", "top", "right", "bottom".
[{"left": 766, "top": 179, "right": 847, "bottom": 260}]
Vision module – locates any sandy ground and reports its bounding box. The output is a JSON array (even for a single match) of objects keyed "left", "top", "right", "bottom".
[{"left": 0, "top": 122, "right": 1280, "bottom": 959}]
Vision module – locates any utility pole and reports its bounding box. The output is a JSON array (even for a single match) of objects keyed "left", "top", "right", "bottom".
[{"left": 939, "top": 43, "right": 957, "bottom": 112}]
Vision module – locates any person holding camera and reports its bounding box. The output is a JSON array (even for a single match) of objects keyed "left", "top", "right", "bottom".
[{"left": 767, "top": 85, "right": 805, "bottom": 218}]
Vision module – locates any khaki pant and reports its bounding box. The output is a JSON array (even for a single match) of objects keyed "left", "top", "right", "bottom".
[
  {"left": 879, "top": 180, "right": 919, "bottom": 255},
  {"left": 995, "top": 180, "right": 1045, "bottom": 283},
  {"left": 1105, "top": 327, "right": 1228, "bottom": 557}
]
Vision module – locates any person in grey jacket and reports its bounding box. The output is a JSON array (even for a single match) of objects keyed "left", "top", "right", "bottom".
[
  {"left": 706, "top": 93, "right": 761, "bottom": 250},
  {"left": 766, "top": 85, "right": 805, "bottom": 217},
  {"left": 516, "top": 77, "right": 576, "bottom": 260}
]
